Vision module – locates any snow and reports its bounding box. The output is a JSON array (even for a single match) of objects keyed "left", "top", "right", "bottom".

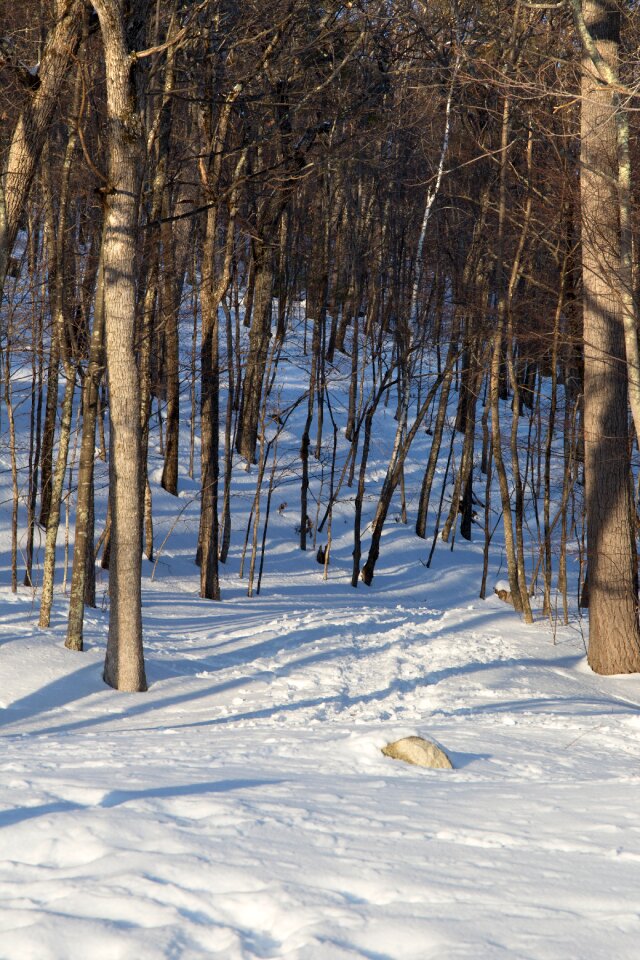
[
  {"left": 3, "top": 544, "right": 640, "bottom": 958},
  {"left": 2, "top": 324, "right": 640, "bottom": 958}
]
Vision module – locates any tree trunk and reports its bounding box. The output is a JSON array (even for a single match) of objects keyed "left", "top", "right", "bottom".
[
  {"left": 159, "top": 207, "right": 180, "bottom": 496},
  {"left": 199, "top": 203, "right": 222, "bottom": 601},
  {"left": 361, "top": 369, "right": 446, "bottom": 585},
  {"left": 0, "top": 0, "right": 84, "bottom": 303},
  {"left": 66, "top": 244, "right": 105, "bottom": 650},
  {"left": 38, "top": 100, "right": 81, "bottom": 629},
  {"left": 198, "top": 151, "right": 244, "bottom": 598},
  {"left": 578, "top": 0, "right": 640, "bottom": 673},
  {"left": 237, "top": 238, "right": 274, "bottom": 464},
  {"left": 93, "top": 0, "right": 147, "bottom": 691}
]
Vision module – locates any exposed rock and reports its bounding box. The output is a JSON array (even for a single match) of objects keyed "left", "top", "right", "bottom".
[{"left": 382, "top": 736, "right": 453, "bottom": 769}]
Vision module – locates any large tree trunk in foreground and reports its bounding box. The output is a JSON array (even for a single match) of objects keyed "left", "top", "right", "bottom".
[
  {"left": 579, "top": 0, "right": 640, "bottom": 674},
  {"left": 93, "top": 0, "right": 147, "bottom": 691}
]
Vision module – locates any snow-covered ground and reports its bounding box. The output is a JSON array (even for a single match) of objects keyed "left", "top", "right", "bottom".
[{"left": 2, "top": 329, "right": 640, "bottom": 958}]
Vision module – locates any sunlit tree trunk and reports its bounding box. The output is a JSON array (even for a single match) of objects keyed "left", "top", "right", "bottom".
[
  {"left": 93, "top": 0, "right": 147, "bottom": 691},
  {"left": 0, "top": 0, "right": 84, "bottom": 304},
  {"left": 577, "top": 0, "right": 640, "bottom": 673}
]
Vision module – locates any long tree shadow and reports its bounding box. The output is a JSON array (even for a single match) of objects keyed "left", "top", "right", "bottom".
[
  {"left": 426, "top": 652, "right": 585, "bottom": 686},
  {"left": 432, "top": 693, "right": 640, "bottom": 719},
  {"left": 1, "top": 661, "right": 101, "bottom": 727},
  {"left": 1, "top": 603, "right": 424, "bottom": 736},
  {"left": 0, "top": 778, "right": 284, "bottom": 828},
  {"left": 2, "top": 643, "right": 620, "bottom": 742}
]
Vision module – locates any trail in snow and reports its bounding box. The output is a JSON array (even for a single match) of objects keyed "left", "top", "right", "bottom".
[
  {"left": 2, "top": 328, "right": 640, "bottom": 958},
  {"left": 2, "top": 522, "right": 640, "bottom": 959}
]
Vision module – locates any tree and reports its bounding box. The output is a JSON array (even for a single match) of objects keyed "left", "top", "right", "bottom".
[
  {"left": 0, "top": 0, "right": 84, "bottom": 304},
  {"left": 92, "top": 0, "right": 147, "bottom": 691},
  {"left": 576, "top": 0, "right": 640, "bottom": 673}
]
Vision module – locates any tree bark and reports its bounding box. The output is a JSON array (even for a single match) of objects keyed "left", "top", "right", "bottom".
[
  {"left": 66, "top": 244, "right": 105, "bottom": 651},
  {"left": 578, "top": 0, "right": 640, "bottom": 673},
  {"left": 0, "top": 0, "right": 84, "bottom": 304},
  {"left": 93, "top": 0, "right": 147, "bottom": 691}
]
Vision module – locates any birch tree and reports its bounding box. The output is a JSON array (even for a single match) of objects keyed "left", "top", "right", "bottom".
[{"left": 92, "top": 0, "right": 147, "bottom": 691}]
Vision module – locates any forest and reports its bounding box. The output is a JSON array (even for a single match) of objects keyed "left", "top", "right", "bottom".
[
  {"left": 1, "top": 0, "right": 640, "bottom": 682},
  {"left": 4, "top": 2, "right": 640, "bottom": 957}
]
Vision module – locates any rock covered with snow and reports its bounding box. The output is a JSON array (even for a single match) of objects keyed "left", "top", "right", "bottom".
[
  {"left": 382, "top": 735, "right": 453, "bottom": 769},
  {"left": 494, "top": 580, "right": 513, "bottom": 604}
]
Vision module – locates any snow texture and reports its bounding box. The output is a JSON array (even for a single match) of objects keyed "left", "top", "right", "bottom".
[{"left": 2, "top": 321, "right": 640, "bottom": 958}]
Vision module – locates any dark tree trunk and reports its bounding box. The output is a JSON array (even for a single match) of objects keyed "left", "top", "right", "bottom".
[
  {"left": 66, "top": 245, "right": 105, "bottom": 650},
  {"left": 579, "top": 0, "right": 640, "bottom": 673}
]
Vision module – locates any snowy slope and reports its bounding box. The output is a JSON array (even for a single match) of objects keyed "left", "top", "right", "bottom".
[
  {"left": 2, "top": 325, "right": 640, "bottom": 958},
  {"left": 3, "top": 521, "right": 640, "bottom": 958}
]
